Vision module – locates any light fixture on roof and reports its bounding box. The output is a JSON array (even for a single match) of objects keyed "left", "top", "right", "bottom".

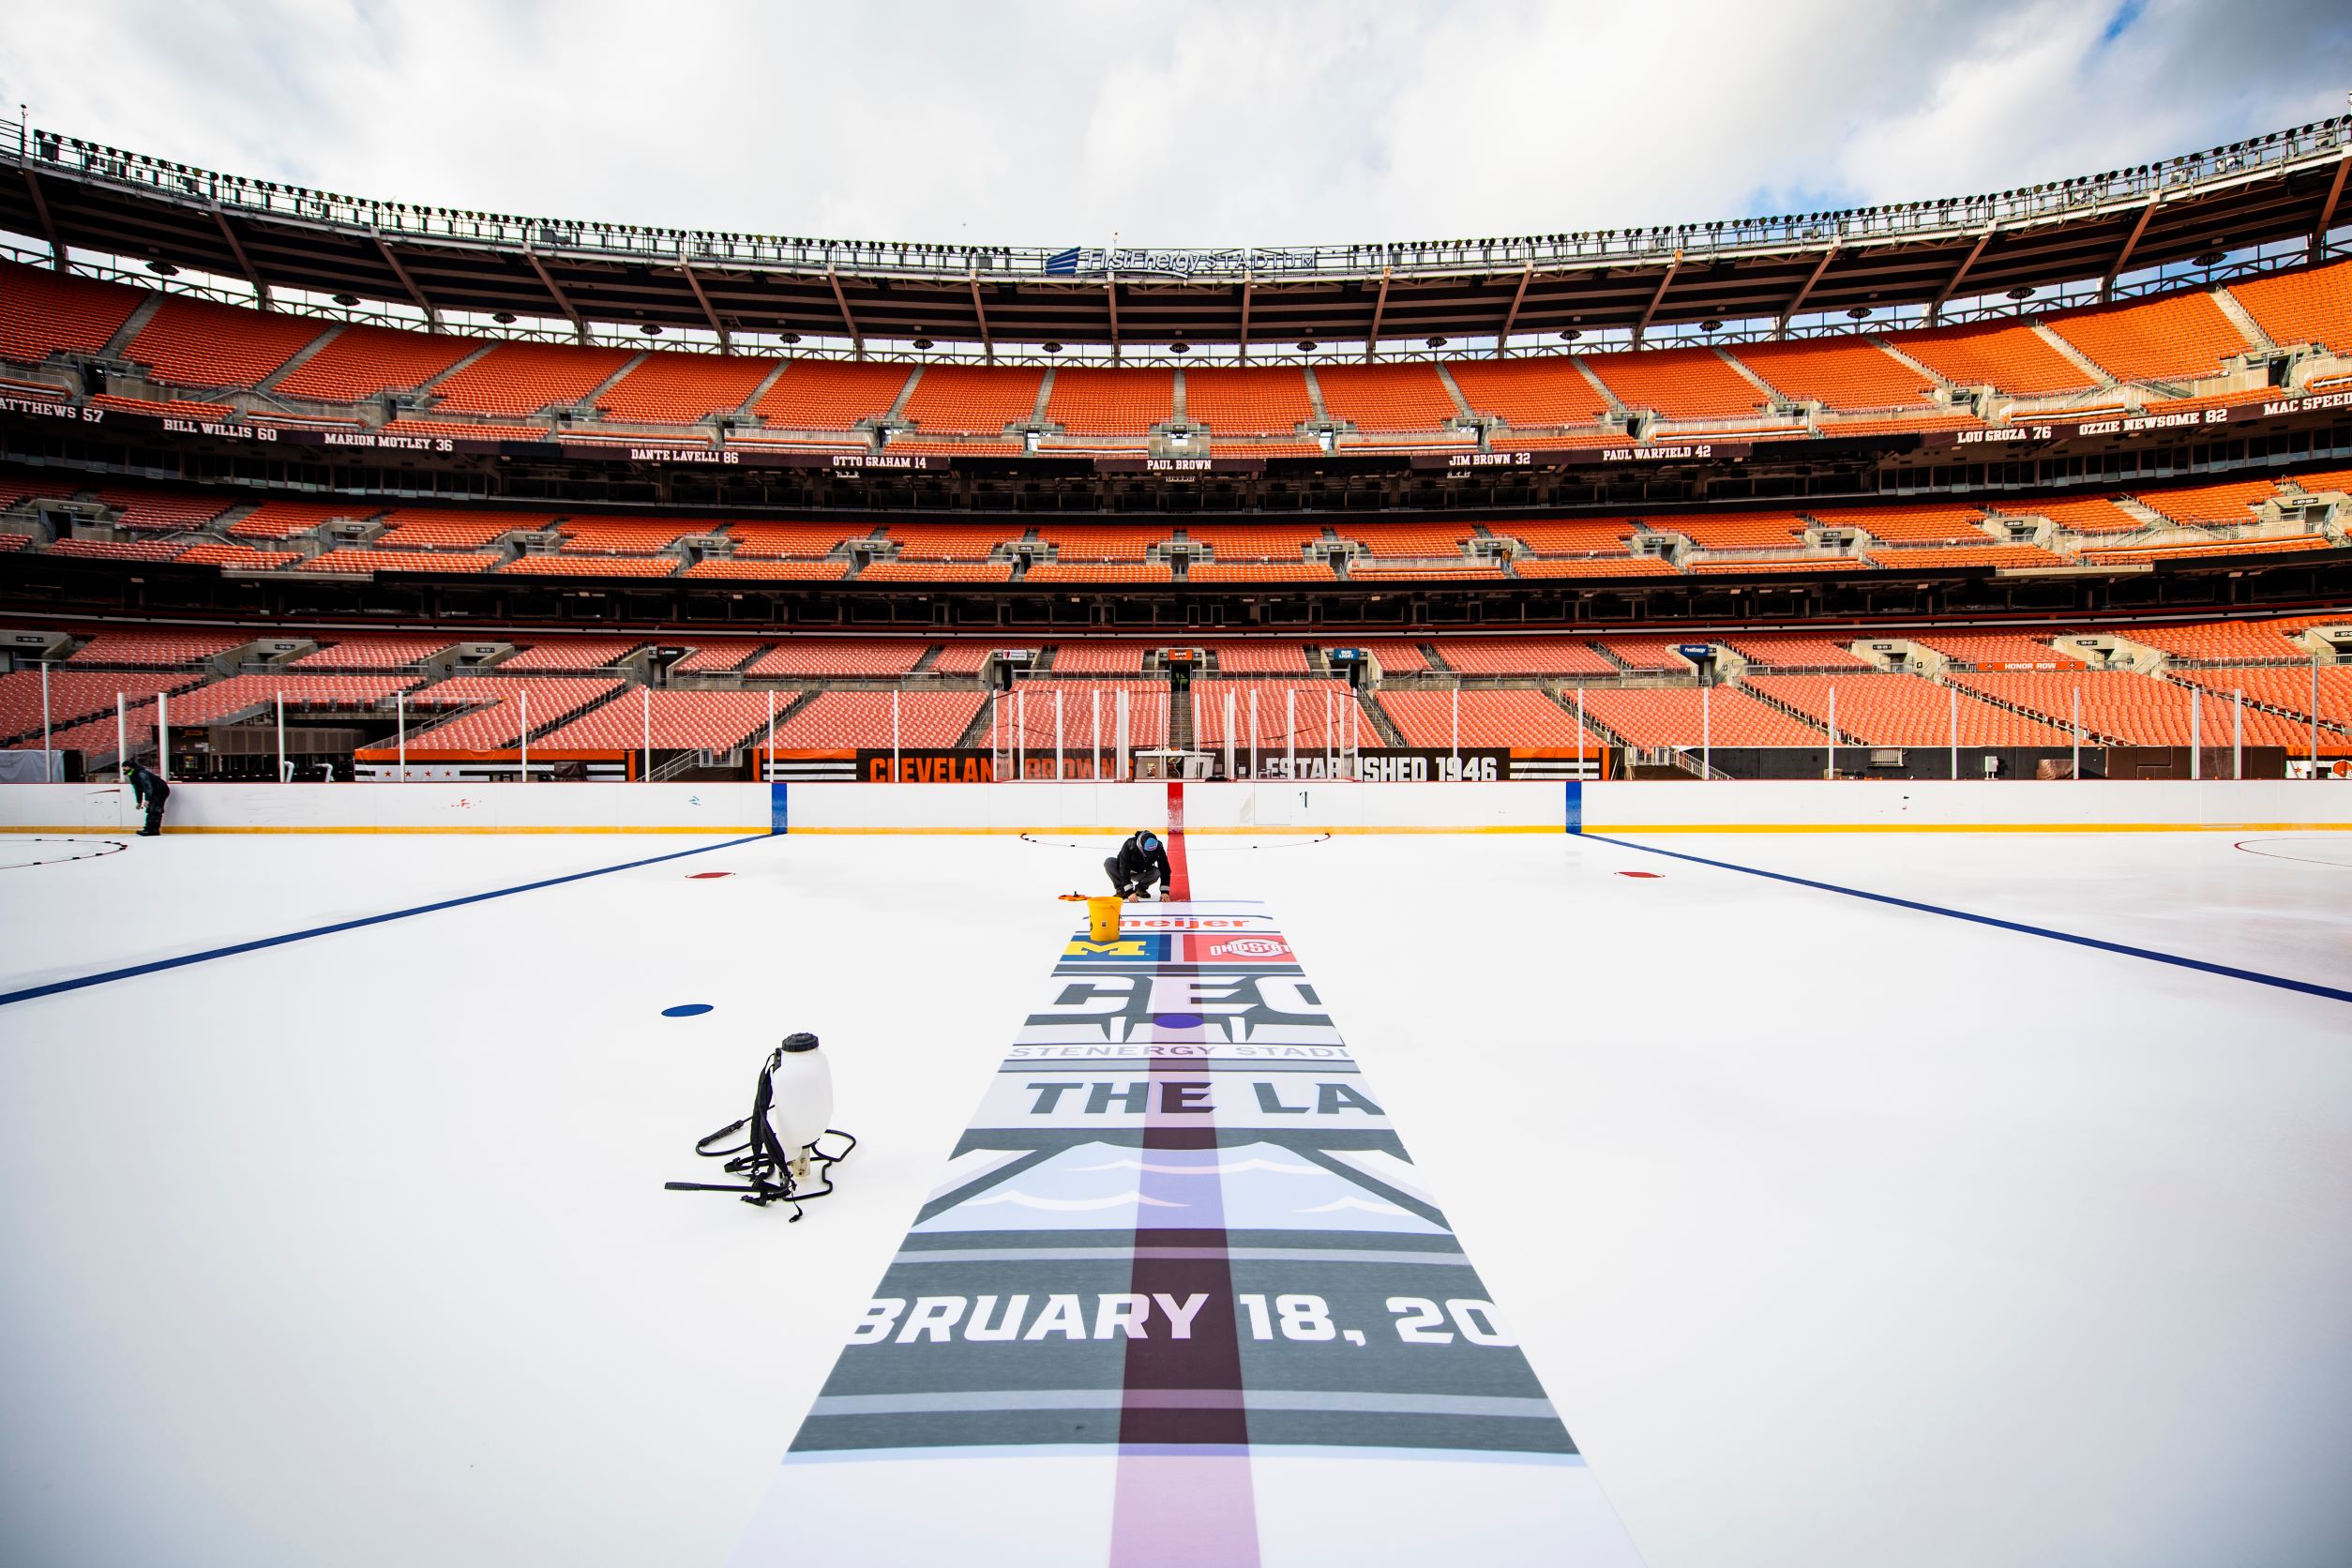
[
  {"left": 1043, "top": 340, "right": 1063, "bottom": 354},
  {"left": 1297, "top": 339, "right": 1317, "bottom": 352},
  {"left": 145, "top": 259, "right": 178, "bottom": 276},
  {"left": 1847, "top": 307, "right": 1871, "bottom": 319},
  {"left": 912, "top": 338, "right": 933, "bottom": 350},
  {"left": 779, "top": 331, "right": 801, "bottom": 344},
  {"left": 1560, "top": 328, "right": 1581, "bottom": 341},
  {"left": 490, "top": 309, "right": 515, "bottom": 324},
  {"left": 2194, "top": 250, "right": 2223, "bottom": 267},
  {"left": 334, "top": 293, "right": 361, "bottom": 307},
  {"left": 1701, "top": 319, "right": 1723, "bottom": 332},
  {"left": 641, "top": 324, "right": 663, "bottom": 335},
  {"left": 1169, "top": 341, "right": 1189, "bottom": 354},
  {"left": 1426, "top": 336, "right": 1447, "bottom": 348},
  {"left": 2006, "top": 286, "right": 2034, "bottom": 300}
]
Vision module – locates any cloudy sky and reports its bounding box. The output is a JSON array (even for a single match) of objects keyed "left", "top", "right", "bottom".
[{"left": 1, "top": 0, "right": 2345, "bottom": 248}]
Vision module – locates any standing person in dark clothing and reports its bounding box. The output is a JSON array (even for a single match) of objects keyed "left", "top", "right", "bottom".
[
  {"left": 123, "top": 761, "right": 171, "bottom": 837},
  {"left": 1104, "top": 829, "right": 1171, "bottom": 900}
]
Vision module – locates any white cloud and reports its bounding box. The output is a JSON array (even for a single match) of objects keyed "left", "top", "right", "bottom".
[{"left": 0, "top": 0, "right": 2342, "bottom": 247}]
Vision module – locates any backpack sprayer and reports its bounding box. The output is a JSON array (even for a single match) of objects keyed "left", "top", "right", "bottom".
[{"left": 666, "top": 1033, "right": 857, "bottom": 1219}]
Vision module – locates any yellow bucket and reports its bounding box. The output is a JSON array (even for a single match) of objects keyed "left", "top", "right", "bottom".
[{"left": 1085, "top": 895, "right": 1123, "bottom": 943}]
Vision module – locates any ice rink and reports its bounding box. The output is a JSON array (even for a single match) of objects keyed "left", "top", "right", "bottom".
[{"left": 3, "top": 825, "right": 2349, "bottom": 1568}]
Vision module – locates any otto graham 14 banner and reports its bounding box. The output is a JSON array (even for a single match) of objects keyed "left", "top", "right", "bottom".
[{"left": 727, "top": 900, "right": 1643, "bottom": 1566}]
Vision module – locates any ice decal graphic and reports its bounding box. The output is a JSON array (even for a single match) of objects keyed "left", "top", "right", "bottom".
[{"left": 727, "top": 900, "right": 1644, "bottom": 1567}]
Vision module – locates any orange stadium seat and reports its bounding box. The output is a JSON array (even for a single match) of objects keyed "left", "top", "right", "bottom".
[
  {"left": 97, "top": 485, "right": 237, "bottom": 533},
  {"left": 1730, "top": 339, "right": 1937, "bottom": 410},
  {"left": 125, "top": 294, "right": 329, "bottom": 389},
  {"left": 0, "top": 262, "right": 144, "bottom": 363},
  {"left": 1203, "top": 641, "right": 1309, "bottom": 674},
  {"left": 671, "top": 640, "right": 773, "bottom": 674},
  {"left": 2225, "top": 258, "right": 2352, "bottom": 354},
  {"left": 1446, "top": 356, "right": 1612, "bottom": 428},
  {"left": 770, "top": 690, "right": 985, "bottom": 748},
  {"left": 1183, "top": 367, "right": 1315, "bottom": 436},
  {"left": 288, "top": 635, "right": 459, "bottom": 670},
  {"left": 1347, "top": 639, "right": 1430, "bottom": 673},
  {"left": 2020, "top": 496, "right": 2143, "bottom": 535},
  {"left": 681, "top": 559, "right": 852, "bottom": 580},
  {"left": 176, "top": 542, "right": 299, "bottom": 570},
  {"left": 1193, "top": 679, "right": 1351, "bottom": 749},
  {"left": 863, "top": 560, "right": 1015, "bottom": 582},
  {"left": 228, "top": 497, "right": 379, "bottom": 538},
  {"left": 1034, "top": 525, "right": 1172, "bottom": 560},
  {"left": 0, "top": 669, "right": 202, "bottom": 742},
  {"left": 165, "top": 674, "right": 419, "bottom": 725},
  {"left": 429, "top": 340, "right": 637, "bottom": 415},
  {"left": 1866, "top": 543, "right": 2068, "bottom": 568},
  {"left": 901, "top": 365, "right": 1044, "bottom": 435},
  {"left": 595, "top": 353, "right": 776, "bottom": 424},
  {"left": 726, "top": 521, "right": 870, "bottom": 558},
  {"left": 1187, "top": 523, "right": 1326, "bottom": 561},
  {"left": 1313, "top": 364, "right": 1459, "bottom": 432},
  {"left": 1489, "top": 518, "right": 1638, "bottom": 554},
  {"left": 298, "top": 548, "right": 501, "bottom": 575},
  {"left": 1186, "top": 561, "right": 1336, "bottom": 581},
  {"left": 1642, "top": 511, "right": 1807, "bottom": 549},
  {"left": 45, "top": 538, "right": 195, "bottom": 561},
  {"left": 1045, "top": 368, "right": 1172, "bottom": 435},
  {"left": 272, "top": 325, "right": 477, "bottom": 401},
  {"left": 1025, "top": 561, "right": 1170, "bottom": 583},
  {"left": 882, "top": 522, "right": 1018, "bottom": 560},
  {"left": 2168, "top": 665, "right": 2352, "bottom": 726},
  {"left": 397, "top": 676, "right": 624, "bottom": 751},
  {"left": 1047, "top": 641, "right": 1161, "bottom": 674},
  {"left": 1334, "top": 523, "right": 1478, "bottom": 559},
  {"left": 2045, "top": 290, "right": 2253, "bottom": 384},
  {"left": 1377, "top": 688, "right": 1608, "bottom": 751},
  {"left": 1347, "top": 560, "right": 1508, "bottom": 580},
  {"left": 90, "top": 394, "right": 237, "bottom": 420},
  {"left": 1744, "top": 671, "right": 2072, "bottom": 746},
  {"left": 1581, "top": 347, "right": 1764, "bottom": 419},
  {"left": 1515, "top": 556, "right": 1681, "bottom": 578},
  {"left": 1576, "top": 686, "right": 1823, "bottom": 747},
  {"left": 374, "top": 506, "right": 555, "bottom": 548},
  {"left": 1805, "top": 503, "right": 1993, "bottom": 544},
  {"left": 2127, "top": 478, "right": 2278, "bottom": 524},
  {"left": 536, "top": 689, "right": 777, "bottom": 752},
  {"left": 1593, "top": 635, "right": 1705, "bottom": 671},
  {"left": 1002, "top": 680, "right": 1173, "bottom": 749},
  {"left": 1908, "top": 632, "right": 2088, "bottom": 669},
  {"left": 751, "top": 360, "right": 913, "bottom": 430},
  {"left": 2119, "top": 618, "right": 2326, "bottom": 662},
  {"left": 1427, "top": 637, "right": 1619, "bottom": 676},
  {"left": 555, "top": 515, "right": 707, "bottom": 552},
  {"left": 2078, "top": 536, "right": 2334, "bottom": 565},
  {"left": 1946, "top": 669, "right": 2310, "bottom": 747},
  {"left": 1720, "top": 632, "right": 1874, "bottom": 667},
  {"left": 67, "top": 630, "right": 248, "bottom": 666},
  {"left": 745, "top": 641, "right": 929, "bottom": 678},
  {"left": 1892, "top": 320, "right": 2097, "bottom": 397},
  {"left": 499, "top": 554, "right": 681, "bottom": 578}
]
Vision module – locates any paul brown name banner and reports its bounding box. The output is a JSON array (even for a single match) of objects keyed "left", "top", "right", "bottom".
[{"left": 727, "top": 900, "right": 1642, "bottom": 1566}]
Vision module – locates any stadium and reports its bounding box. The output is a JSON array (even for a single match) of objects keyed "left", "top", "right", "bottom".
[{"left": 1, "top": 10, "right": 2348, "bottom": 1566}]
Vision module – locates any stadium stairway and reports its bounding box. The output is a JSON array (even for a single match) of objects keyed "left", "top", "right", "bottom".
[
  {"left": 249, "top": 324, "right": 346, "bottom": 395},
  {"left": 1357, "top": 690, "right": 1409, "bottom": 747},
  {"left": 1925, "top": 671, "right": 2125, "bottom": 746},
  {"left": 1732, "top": 674, "right": 1862, "bottom": 744},
  {"left": 1168, "top": 682, "right": 1195, "bottom": 752}
]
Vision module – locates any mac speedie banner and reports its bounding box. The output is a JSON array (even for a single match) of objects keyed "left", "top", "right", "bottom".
[{"left": 727, "top": 900, "right": 1642, "bottom": 1566}]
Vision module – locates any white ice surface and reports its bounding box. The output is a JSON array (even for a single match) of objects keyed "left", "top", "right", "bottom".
[{"left": 1, "top": 828, "right": 2349, "bottom": 1567}]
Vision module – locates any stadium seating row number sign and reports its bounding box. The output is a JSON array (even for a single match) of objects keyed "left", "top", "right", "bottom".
[{"left": 728, "top": 900, "right": 1642, "bottom": 1565}]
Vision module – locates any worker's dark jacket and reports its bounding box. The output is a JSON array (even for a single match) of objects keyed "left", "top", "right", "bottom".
[{"left": 1109, "top": 835, "right": 1170, "bottom": 894}]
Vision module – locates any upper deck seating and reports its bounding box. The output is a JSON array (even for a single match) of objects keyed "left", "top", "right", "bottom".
[
  {"left": 2118, "top": 617, "right": 2323, "bottom": 662},
  {"left": 881, "top": 522, "right": 1018, "bottom": 560},
  {"left": 497, "top": 639, "right": 647, "bottom": 671},
  {"left": 373, "top": 506, "right": 554, "bottom": 548},
  {"left": 863, "top": 560, "right": 1016, "bottom": 582},
  {"left": 681, "top": 559, "right": 852, "bottom": 580},
  {"left": 901, "top": 366, "right": 1043, "bottom": 435},
  {"left": 1045, "top": 368, "right": 1171, "bottom": 435},
  {"left": 1908, "top": 632, "right": 2088, "bottom": 669},
  {"left": 1183, "top": 367, "right": 1315, "bottom": 437},
  {"left": 429, "top": 341, "right": 636, "bottom": 415},
  {"left": 671, "top": 640, "right": 773, "bottom": 674},
  {"left": 1593, "top": 636, "right": 1706, "bottom": 671},
  {"left": 1034, "top": 525, "right": 1171, "bottom": 561},
  {"left": 725, "top": 521, "right": 868, "bottom": 558},
  {"left": 1866, "top": 543, "right": 2068, "bottom": 568},
  {"left": 1047, "top": 641, "right": 1160, "bottom": 673},
  {"left": 165, "top": 674, "right": 418, "bottom": 725},
  {"left": 0, "top": 262, "right": 144, "bottom": 364},
  {"left": 272, "top": 325, "right": 476, "bottom": 400},
  {"left": 1314, "top": 364, "right": 1460, "bottom": 432},
  {"left": 1643, "top": 511, "right": 1808, "bottom": 550},
  {"left": 125, "top": 294, "right": 327, "bottom": 388},
  {"left": 2226, "top": 257, "right": 2352, "bottom": 354},
  {"left": 555, "top": 516, "right": 707, "bottom": 552},
  {"left": 297, "top": 548, "right": 501, "bottom": 575},
  {"left": 1721, "top": 632, "right": 1874, "bottom": 668},
  {"left": 97, "top": 485, "right": 236, "bottom": 533},
  {"left": 2045, "top": 290, "right": 2253, "bottom": 384},
  {"left": 750, "top": 360, "right": 912, "bottom": 430},
  {"left": 1489, "top": 518, "right": 1639, "bottom": 554},
  {"left": 1446, "top": 357, "right": 1611, "bottom": 428},
  {"left": 1186, "top": 562, "right": 1336, "bottom": 581},
  {"left": 2022, "top": 496, "right": 2144, "bottom": 535},
  {"left": 1730, "top": 339, "right": 1937, "bottom": 410},
  {"left": 1581, "top": 348, "right": 1763, "bottom": 419},
  {"left": 1892, "top": 320, "right": 2097, "bottom": 397},
  {"left": 1806, "top": 503, "right": 1993, "bottom": 544},
  {"left": 1335, "top": 523, "right": 1477, "bottom": 559},
  {"left": 2127, "top": 479, "right": 2278, "bottom": 524},
  {"left": 1203, "top": 641, "right": 1310, "bottom": 674},
  {"left": 1025, "top": 562, "right": 1169, "bottom": 583},
  {"left": 1186, "top": 523, "right": 1326, "bottom": 561},
  {"left": 595, "top": 353, "right": 775, "bottom": 424}
]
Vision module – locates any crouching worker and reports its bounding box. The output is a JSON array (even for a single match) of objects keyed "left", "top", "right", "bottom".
[
  {"left": 123, "top": 761, "right": 171, "bottom": 837},
  {"left": 1104, "top": 828, "right": 1170, "bottom": 901}
]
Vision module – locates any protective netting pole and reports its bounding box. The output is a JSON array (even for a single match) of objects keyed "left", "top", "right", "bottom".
[
  {"left": 1248, "top": 688, "right": 1258, "bottom": 782},
  {"left": 2314, "top": 652, "right": 2323, "bottom": 769},
  {"left": 1576, "top": 686, "right": 1586, "bottom": 779},
  {"left": 1704, "top": 681, "right": 1714, "bottom": 780},
  {"left": 1116, "top": 687, "right": 1129, "bottom": 781},
  {"left": 2233, "top": 688, "right": 2243, "bottom": 780},
  {"left": 398, "top": 689, "right": 407, "bottom": 780},
  {"left": 642, "top": 687, "right": 652, "bottom": 782},
  {"left": 1949, "top": 684, "right": 1958, "bottom": 780},
  {"left": 2073, "top": 686, "right": 2082, "bottom": 780},
  {"left": 1286, "top": 689, "right": 1295, "bottom": 782},
  {"left": 2190, "top": 686, "right": 2201, "bottom": 781},
  {"left": 767, "top": 688, "right": 776, "bottom": 783},
  {"left": 892, "top": 688, "right": 901, "bottom": 783},
  {"left": 157, "top": 690, "right": 169, "bottom": 781},
  {"left": 1822, "top": 685, "right": 1831, "bottom": 782},
  {"left": 1016, "top": 685, "right": 1026, "bottom": 781},
  {"left": 116, "top": 691, "right": 127, "bottom": 773},
  {"left": 1451, "top": 681, "right": 1459, "bottom": 774},
  {"left": 1224, "top": 688, "right": 1235, "bottom": 781},
  {"left": 275, "top": 693, "right": 285, "bottom": 783},
  {"left": 1055, "top": 686, "right": 1065, "bottom": 781},
  {"left": 519, "top": 687, "right": 529, "bottom": 783},
  {"left": 41, "top": 662, "right": 53, "bottom": 782},
  {"left": 1324, "top": 686, "right": 1334, "bottom": 778},
  {"left": 1093, "top": 686, "right": 1102, "bottom": 780}
]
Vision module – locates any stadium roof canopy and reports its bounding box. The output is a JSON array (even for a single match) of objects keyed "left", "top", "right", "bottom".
[{"left": 4, "top": 115, "right": 2349, "bottom": 354}]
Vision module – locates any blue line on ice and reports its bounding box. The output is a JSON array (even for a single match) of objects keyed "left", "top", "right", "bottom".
[
  {"left": 1583, "top": 833, "right": 2352, "bottom": 1005},
  {"left": 0, "top": 834, "right": 768, "bottom": 1008}
]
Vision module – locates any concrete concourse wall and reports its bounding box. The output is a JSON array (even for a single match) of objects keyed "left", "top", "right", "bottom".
[{"left": 0, "top": 778, "right": 2344, "bottom": 835}]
